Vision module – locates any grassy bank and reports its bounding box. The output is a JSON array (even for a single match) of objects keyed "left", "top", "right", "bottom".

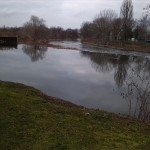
[{"left": 0, "top": 81, "right": 150, "bottom": 150}]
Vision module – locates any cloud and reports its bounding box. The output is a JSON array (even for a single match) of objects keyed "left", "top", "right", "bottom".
[{"left": 0, "top": 0, "right": 149, "bottom": 28}]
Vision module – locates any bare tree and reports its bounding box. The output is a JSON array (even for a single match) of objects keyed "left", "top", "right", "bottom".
[
  {"left": 141, "top": 4, "right": 150, "bottom": 42},
  {"left": 93, "top": 9, "right": 117, "bottom": 43},
  {"left": 112, "top": 18, "right": 122, "bottom": 41},
  {"left": 80, "top": 22, "right": 94, "bottom": 39},
  {"left": 65, "top": 29, "right": 78, "bottom": 40},
  {"left": 120, "top": 0, "right": 134, "bottom": 41},
  {"left": 120, "top": 69, "right": 150, "bottom": 121},
  {"left": 23, "top": 15, "right": 49, "bottom": 42}
]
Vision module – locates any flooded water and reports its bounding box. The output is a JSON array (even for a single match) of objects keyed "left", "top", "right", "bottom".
[{"left": 0, "top": 41, "right": 150, "bottom": 119}]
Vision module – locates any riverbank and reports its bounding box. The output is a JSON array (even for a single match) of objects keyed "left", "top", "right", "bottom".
[
  {"left": 81, "top": 39, "right": 150, "bottom": 53},
  {"left": 19, "top": 39, "right": 79, "bottom": 50},
  {"left": 0, "top": 81, "right": 150, "bottom": 150},
  {"left": 19, "top": 39, "right": 150, "bottom": 53}
]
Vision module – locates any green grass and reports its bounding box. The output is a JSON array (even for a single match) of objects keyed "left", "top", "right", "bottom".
[{"left": 0, "top": 81, "right": 150, "bottom": 150}]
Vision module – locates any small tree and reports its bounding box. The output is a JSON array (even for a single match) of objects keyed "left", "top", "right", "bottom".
[
  {"left": 120, "top": 69, "right": 150, "bottom": 121},
  {"left": 23, "top": 15, "right": 49, "bottom": 42}
]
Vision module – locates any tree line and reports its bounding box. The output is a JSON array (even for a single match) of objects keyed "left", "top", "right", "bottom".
[
  {"left": 0, "top": 16, "right": 78, "bottom": 43},
  {"left": 0, "top": 0, "right": 149, "bottom": 43},
  {"left": 80, "top": 0, "right": 150, "bottom": 43}
]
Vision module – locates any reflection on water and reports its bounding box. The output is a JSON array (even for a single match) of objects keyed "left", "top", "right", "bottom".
[
  {"left": 22, "top": 45, "right": 48, "bottom": 62},
  {"left": 0, "top": 42, "right": 150, "bottom": 119},
  {"left": 81, "top": 51, "right": 129, "bottom": 88},
  {"left": 0, "top": 46, "right": 17, "bottom": 50},
  {"left": 81, "top": 52, "right": 115, "bottom": 73},
  {"left": 81, "top": 51, "right": 150, "bottom": 120},
  {"left": 114, "top": 55, "right": 129, "bottom": 88}
]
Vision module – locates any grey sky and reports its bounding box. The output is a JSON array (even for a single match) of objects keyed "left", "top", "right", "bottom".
[{"left": 0, "top": 0, "right": 148, "bottom": 29}]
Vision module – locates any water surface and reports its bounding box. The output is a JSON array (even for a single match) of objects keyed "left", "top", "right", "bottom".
[{"left": 0, "top": 42, "right": 150, "bottom": 118}]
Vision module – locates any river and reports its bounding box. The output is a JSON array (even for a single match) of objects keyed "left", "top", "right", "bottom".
[{"left": 0, "top": 41, "right": 150, "bottom": 120}]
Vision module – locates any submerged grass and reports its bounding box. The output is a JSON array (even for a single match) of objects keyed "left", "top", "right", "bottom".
[{"left": 0, "top": 81, "right": 150, "bottom": 150}]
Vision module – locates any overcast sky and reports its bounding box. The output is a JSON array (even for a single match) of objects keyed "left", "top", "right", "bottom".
[{"left": 0, "top": 0, "right": 149, "bottom": 29}]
